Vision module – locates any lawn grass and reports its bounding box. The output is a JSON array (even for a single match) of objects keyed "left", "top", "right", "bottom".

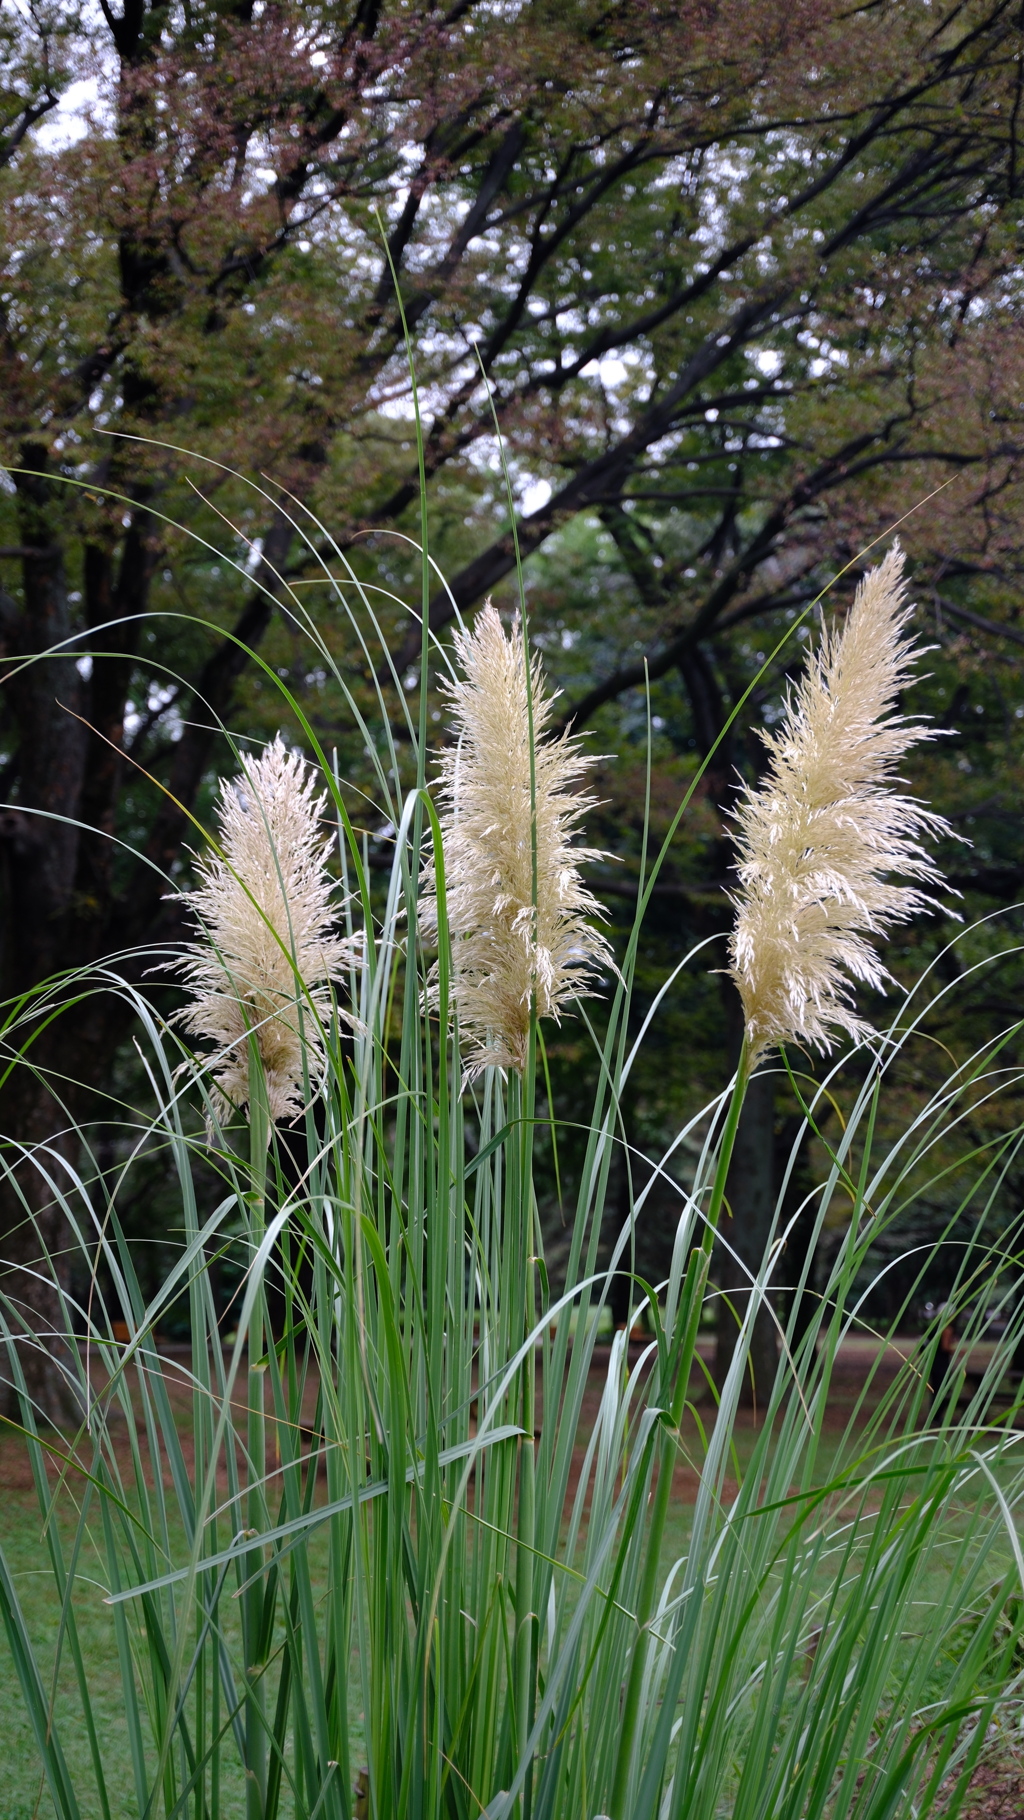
[
  {"left": 1, "top": 1485, "right": 154, "bottom": 1820},
  {"left": 2, "top": 1336, "right": 1016, "bottom": 1820},
  {"left": 0, "top": 1474, "right": 366, "bottom": 1820}
]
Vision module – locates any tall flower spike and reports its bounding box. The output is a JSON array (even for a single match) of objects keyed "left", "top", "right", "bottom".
[
  {"left": 422, "top": 602, "right": 613, "bottom": 1078},
  {"left": 175, "top": 735, "right": 359, "bottom": 1123},
  {"left": 728, "top": 545, "right": 954, "bottom": 1066}
]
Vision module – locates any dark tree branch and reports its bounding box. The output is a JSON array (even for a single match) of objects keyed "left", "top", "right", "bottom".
[
  {"left": 382, "top": 290, "right": 785, "bottom": 679},
  {"left": 934, "top": 594, "right": 1024, "bottom": 650},
  {"left": 0, "top": 87, "right": 60, "bottom": 168},
  {"left": 555, "top": 424, "right": 923, "bottom": 731},
  {"left": 135, "top": 507, "right": 295, "bottom": 903},
  {"left": 374, "top": 118, "right": 525, "bottom": 325}
]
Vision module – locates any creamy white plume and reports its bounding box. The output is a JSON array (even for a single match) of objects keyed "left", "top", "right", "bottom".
[
  {"left": 422, "top": 603, "right": 612, "bottom": 1077},
  {"left": 175, "top": 735, "right": 359, "bottom": 1122},
  {"left": 728, "top": 546, "right": 954, "bottom": 1065}
]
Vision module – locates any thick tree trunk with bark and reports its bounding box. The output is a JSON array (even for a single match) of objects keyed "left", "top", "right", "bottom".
[
  {"left": 0, "top": 453, "right": 293, "bottom": 1422},
  {"left": 777, "top": 1107, "right": 830, "bottom": 1352},
  {"left": 0, "top": 454, "right": 90, "bottom": 1420},
  {"left": 713, "top": 1066, "right": 779, "bottom": 1408}
]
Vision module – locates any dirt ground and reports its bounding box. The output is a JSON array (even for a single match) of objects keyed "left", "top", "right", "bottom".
[
  {"left": 0, "top": 1328, "right": 926, "bottom": 1496},
  {"left": 957, "top": 1754, "right": 1024, "bottom": 1819}
]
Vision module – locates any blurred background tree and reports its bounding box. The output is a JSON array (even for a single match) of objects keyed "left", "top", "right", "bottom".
[{"left": 1, "top": 0, "right": 1023, "bottom": 1413}]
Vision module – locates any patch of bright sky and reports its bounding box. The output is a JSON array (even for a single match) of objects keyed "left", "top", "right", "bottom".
[
  {"left": 752, "top": 348, "right": 784, "bottom": 377},
  {"left": 521, "top": 479, "right": 551, "bottom": 515},
  {"left": 124, "top": 683, "right": 182, "bottom": 744},
  {"left": 579, "top": 355, "right": 629, "bottom": 387},
  {"left": 33, "top": 75, "right": 103, "bottom": 151},
  {"left": 28, "top": 0, "right": 114, "bottom": 152}
]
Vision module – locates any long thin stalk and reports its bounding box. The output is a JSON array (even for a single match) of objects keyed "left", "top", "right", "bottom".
[
  {"left": 244, "top": 1051, "right": 271, "bottom": 1820},
  {"left": 609, "top": 1047, "right": 751, "bottom": 1819}
]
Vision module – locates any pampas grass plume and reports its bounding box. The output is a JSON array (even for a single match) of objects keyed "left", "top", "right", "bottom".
[
  {"left": 728, "top": 545, "right": 954, "bottom": 1065},
  {"left": 423, "top": 603, "right": 612, "bottom": 1077},
  {"left": 176, "top": 734, "right": 359, "bottom": 1122}
]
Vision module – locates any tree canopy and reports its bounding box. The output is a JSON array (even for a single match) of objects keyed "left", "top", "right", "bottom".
[{"left": 2, "top": 0, "right": 1024, "bottom": 1403}]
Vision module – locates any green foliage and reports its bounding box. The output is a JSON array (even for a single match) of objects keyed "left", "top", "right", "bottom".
[
  {"left": 1, "top": 5, "right": 1024, "bottom": 1314},
  {"left": 2, "top": 8, "right": 1024, "bottom": 1806}
]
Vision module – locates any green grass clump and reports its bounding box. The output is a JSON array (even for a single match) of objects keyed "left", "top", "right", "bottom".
[{"left": 1, "top": 463, "right": 1024, "bottom": 1819}]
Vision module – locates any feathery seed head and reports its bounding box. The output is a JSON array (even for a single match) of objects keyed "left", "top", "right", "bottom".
[
  {"left": 728, "top": 545, "right": 954, "bottom": 1065},
  {"left": 422, "top": 602, "right": 612, "bottom": 1077},
  {"left": 175, "top": 735, "right": 359, "bottom": 1123}
]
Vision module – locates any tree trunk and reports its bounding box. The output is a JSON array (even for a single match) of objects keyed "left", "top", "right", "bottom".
[
  {"left": 714, "top": 1066, "right": 778, "bottom": 1408},
  {"left": 0, "top": 474, "right": 293, "bottom": 1421},
  {"left": 0, "top": 454, "right": 90, "bottom": 1422},
  {"left": 777, "top": 1106, "right": 830, "bottom": 1353}
]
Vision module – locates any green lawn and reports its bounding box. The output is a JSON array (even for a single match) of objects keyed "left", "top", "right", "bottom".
[
  {"left": 0, "top": 1479, "right": 358, "bottom": 1820},
  {"left": 1, "top": 1342, "right": 1014, "bottom": 1820},
  {"left": 0, "top": 1486, "right": 249, "bottom": 1820}
]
